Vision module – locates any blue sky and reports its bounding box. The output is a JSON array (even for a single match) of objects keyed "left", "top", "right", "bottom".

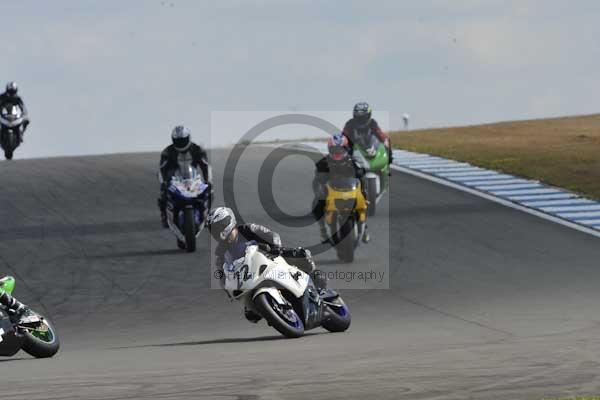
[{"left": 2, "top": 1, "right": 599, "bottom": 158}]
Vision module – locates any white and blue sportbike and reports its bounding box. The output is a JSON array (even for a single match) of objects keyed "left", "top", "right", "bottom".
[
  {"left": 166, "top": 165, "right": 210, "bottom": 252},
  {"left": 223, "top": 244, "right": 351, "bottom": 338}
]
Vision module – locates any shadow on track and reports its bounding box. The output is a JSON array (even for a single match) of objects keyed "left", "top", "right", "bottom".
[
  {"left": 114, "top": 332, "right": 326, "bottom": 349},
  {"left": 0, "top": 357, "right": 31, "bottom": 363},
  {"left": 85, "top": 248, "right": 183, "bottom": 260}
]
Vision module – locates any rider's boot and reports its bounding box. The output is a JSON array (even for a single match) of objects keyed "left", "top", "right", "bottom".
[
  {"left": 318, "top": 220, "right": 328, "bottom": 244},
  {"left": 362, "top": 226, "right": 370, "bottom": 243},
  {"left": 244, "top": 307, "right": 262, "bottom": 323}
]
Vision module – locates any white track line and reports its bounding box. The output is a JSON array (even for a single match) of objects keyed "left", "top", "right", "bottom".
[
  {"left": 390, "top": 164, "right": 600, "bottom": 238},
  {"left": 491, "top": 188, "right": 563, "bottom": 196},
  {"left": 522, "top": 199, "right": 594, "bottom": 207},
  {"left": 579, "top": 219, "right": 600, "bottom": 226},
  {"left": 449, "top": 174, "right": 515, "bottom": 182},
  {"left": 437, "top": 171, "right": 497, "bottom": 178},
  {"left": 463, "top": 179, "right": 531, "bottom": 186},
  {"left": 540, "top": 205, "right": 600, "bottom": 213},
  {"left": 558, "top": 211, "right": 600, "bottom": 219},
  {"left": 508, "top": 193, "right": 576, "bottom": 201},
  {"left": 475, "top": 183, "right": 542, "bottom": 191}
]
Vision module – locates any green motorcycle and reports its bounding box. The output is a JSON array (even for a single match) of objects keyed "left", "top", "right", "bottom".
[
  {"left": 353, "top": 133, "right": 389, "bottom": 216},
  {"left": 0, "top": 276, "right": 60, "bottom": 358}
]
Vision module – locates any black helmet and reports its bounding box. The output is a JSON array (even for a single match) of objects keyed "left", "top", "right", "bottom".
[
  {"left": 353, "top": 102, "right": 372, "bottom": 128},
  {"left": 207, "top": 207, "right": 236, "bottom": 241},
  {"left": 171, "top": 125, "right": 191, "bottom": 151},
  {"left": 6, "top": 82, "right": 18, "bottom": 97}
]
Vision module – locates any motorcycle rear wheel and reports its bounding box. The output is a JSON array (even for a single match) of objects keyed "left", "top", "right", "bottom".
[
  {"left": 321, "top": 296, "right": 351, "bottom": 333},
  {"left": 21, "top": 316, "right": 60, "bottom": 358}
]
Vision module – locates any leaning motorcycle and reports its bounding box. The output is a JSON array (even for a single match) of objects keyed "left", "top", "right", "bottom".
[
  {"left": 0, "top": 104, "right": 25, "bottom": 160},
  {"left": 325, "top": 177, "right": 368, "bottom": 263},
  {"left": 353, "top": 133, "right": 389, "bottom": 216},
  {"left": 222, "top": 244, "right": 351, "bottom": 338},
  {"left": 0, "top": 276, "right": 60, "bottom": 358},
  {"left": 166, "top": 165, "right": 210, "bottom": 252}
]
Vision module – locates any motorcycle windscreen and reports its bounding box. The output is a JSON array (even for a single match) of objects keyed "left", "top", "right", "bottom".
[
  {"left": 328, "top": 177, "right": 359, "bottom": 192},
  {"left": 355, "top": 132, "right": 380, "bottom": 152}
]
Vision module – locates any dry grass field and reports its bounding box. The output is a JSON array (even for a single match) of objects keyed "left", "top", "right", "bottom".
[{"left": 390, "top": 114, "right": 600, "bottom": 199}]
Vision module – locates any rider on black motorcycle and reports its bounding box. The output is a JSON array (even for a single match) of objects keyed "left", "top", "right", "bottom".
[
  {"left": 158, "top": 125, "right": 212, "bottom": 228},
  {"left": 206, "top": 207, "right": 325, "bottom": 323},
  {"left": 313, "top": 133, "right": 370, "bottom": 243},
  {"left": 0, "top": 82, "right": 30, "bottom": 143},
  {"left": 343, "top": 102, "right": 392, "bottom": 166}
]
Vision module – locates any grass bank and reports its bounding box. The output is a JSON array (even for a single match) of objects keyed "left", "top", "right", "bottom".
[{"left": 389, "top": 114, "right": 600, "bottom": 199}]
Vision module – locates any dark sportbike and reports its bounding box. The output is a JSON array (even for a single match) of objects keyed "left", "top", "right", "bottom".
[
  {"left": 166, "top": 165, "right": 210, "bottom": 252},
  {"left": 0, "top": 104, "right": 26, "bottom": 160},
  {"left": 0, "top": 276, "right": 60, "bottom": 358}
]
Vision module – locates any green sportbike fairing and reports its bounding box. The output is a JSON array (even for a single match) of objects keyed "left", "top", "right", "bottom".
[
  {"left": 0, "top": 275, "right": 15, "bottom": 295},
  {"left": 353, "top": 133, "right": 389, "bottom": 216},
  {"left": 0, "top": 275, "right": 60, "bottom": 358}
]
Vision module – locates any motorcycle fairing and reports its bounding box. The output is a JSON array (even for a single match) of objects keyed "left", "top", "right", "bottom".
[
  {"left": 0, "top": 312, "right": 24, "bottom": 357},
  {"left": 324, "top": 183, "right": 367, "bottom": 224},
  {"left": 0, "top": 276, "right": 16, "bottom": 295}
]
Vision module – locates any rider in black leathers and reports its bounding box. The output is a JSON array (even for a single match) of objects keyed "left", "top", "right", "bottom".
[
  {"left": 0, "top": 82, "right": 30, "bottom": 143},
  {"left": 343, "top": 102, "right": 392, "bottom": 167},
  {"left": 313, "top": 133, "right": 369, "bottom": 243},
  {"left": 206, "top": 207, "right": 324, "bottom": 323},
  {"left": 158, "top": 125, "right": 212, "bottom": 228}
]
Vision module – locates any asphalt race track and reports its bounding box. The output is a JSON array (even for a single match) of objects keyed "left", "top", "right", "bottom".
[{"left": 1, "top": 147, "right": 600, "bottom": 399}]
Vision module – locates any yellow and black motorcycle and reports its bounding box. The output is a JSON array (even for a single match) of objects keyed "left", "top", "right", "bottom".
[{"left": 324, "top": 177, "right": 368, "bottom": 263}]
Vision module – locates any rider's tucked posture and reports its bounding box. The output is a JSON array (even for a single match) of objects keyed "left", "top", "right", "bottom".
[
  {"left": 342, "top": 102, "right": 392, "bottom": 166},
  {"left": 158, "top": 125, "right": 212, "bottom": 228},
  {"left": 0, "top": 82, "right": 30, "bottom": 143},
  {"left": 313, "top": 134, "right": 369, "bottom": 243},
  {"left": 206, "top": 207, "right": 323, "bottom": 323}
]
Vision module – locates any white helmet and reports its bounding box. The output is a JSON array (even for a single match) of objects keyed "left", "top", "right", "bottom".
[
  {"left": 171, "top": 125, "right": 191, "bottom": 151},
  {"left": 207, "top": 207, "right": 236, "bottom": 241}
]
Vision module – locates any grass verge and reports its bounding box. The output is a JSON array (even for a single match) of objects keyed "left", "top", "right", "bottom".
[{"left": 389, "top": 114, "right": 600, "bottom": 200}]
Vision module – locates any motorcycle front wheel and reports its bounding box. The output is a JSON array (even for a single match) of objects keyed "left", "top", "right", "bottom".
[
  {"left": 254, "top": 292, "right": 304, "bottom": 338},
  {"left": 366, "top": 177, "right": 378, "bottom": 216},
  {"left": 335, "top": 218, "right": 356, "bottom": 263},
  {"left": 183, "top": 208, "right": 196, "bottom": 253},
  {"left": 1, "top": 131, "right": 16, "bottom": 160}
]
